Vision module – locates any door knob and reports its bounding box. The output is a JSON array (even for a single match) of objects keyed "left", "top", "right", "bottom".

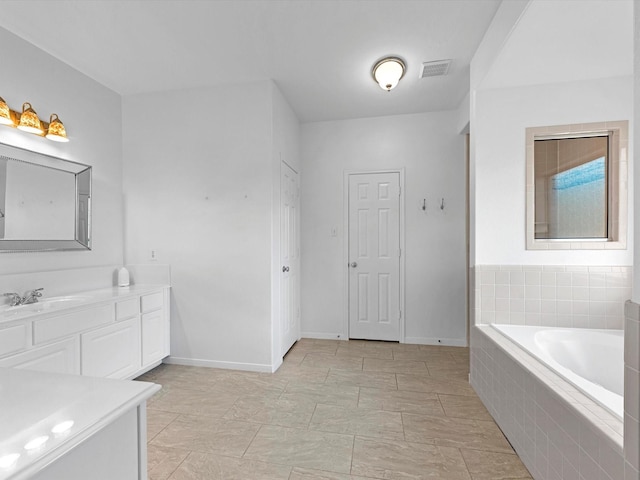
[
  {"left": 350, "top": 262, "right": 358, "bottom": 268},
  {"left": 282, "top": 266, "right": 290, "bottom": 272}
]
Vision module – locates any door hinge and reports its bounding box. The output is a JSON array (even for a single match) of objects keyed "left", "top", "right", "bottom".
[
  {"left": 399, "top": 310, "right": 402, "bottom": 320},
  {"left": 398, "top": 248, "right": 401, "bottom": 258}
]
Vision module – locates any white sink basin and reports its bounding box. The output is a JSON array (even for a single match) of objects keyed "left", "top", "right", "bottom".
[{"left": 0, "top": 296, "right": 91, "bottom": 318}]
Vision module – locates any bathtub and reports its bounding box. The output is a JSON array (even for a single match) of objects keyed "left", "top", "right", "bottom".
[{"left": 491, "top": 324, "right": 624, "bottom": 419}]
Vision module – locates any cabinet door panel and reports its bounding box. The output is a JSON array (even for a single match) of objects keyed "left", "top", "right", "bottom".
[
  {"left": 81, "top": 318, "right": 140, "bottom": 379},
  {"left": 141, "top": 310, "right": 165, "bottom": 367},
  {"left": 0, "top": 337, "right": 80, "bottom": 375}
]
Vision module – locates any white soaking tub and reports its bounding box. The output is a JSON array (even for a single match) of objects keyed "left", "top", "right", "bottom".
[{"left": 491, "top": 324, "right": 624, "bottom": 419}]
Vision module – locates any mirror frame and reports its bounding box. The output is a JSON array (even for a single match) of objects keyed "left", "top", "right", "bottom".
[{"left": 0, "top": 142, "right": 91, "bottom": 252}]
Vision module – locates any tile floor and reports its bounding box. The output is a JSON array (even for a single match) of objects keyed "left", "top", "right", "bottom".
[{"left": 136, "top": 339, "right": 532, "bottom": 479}]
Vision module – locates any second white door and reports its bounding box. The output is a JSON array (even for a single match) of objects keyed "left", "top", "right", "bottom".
[
  {"left": 348, "top": 172, "right": 401, "bottom": 341},
  {"left": 281, "top": 162, "right": 300, "bottom": 356}
]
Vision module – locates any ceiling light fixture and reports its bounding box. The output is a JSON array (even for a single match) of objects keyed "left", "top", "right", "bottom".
[
  {"left": 0, "top": 97, "right": 70, "bottom": 142},
  {"left": 372, "top": 57, "right": 406, "bottom": 91}
]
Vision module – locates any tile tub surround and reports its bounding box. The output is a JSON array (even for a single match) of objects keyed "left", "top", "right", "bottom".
[
  {"left": 472, "top": 265, "right": 631, "bottom": 329},
  {"left": 137, "top": 339, "right": 533, "bottom": 479},
  {"left": 471, "top": 325, "right": 624, "bottom": 480},
  {"left": 625, "top": 301, "right": 640, "bottom": 480}
]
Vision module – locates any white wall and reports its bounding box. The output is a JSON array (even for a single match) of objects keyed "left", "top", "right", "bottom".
[
  {"left": 301, "top": 111, "right": 467, "bottom": 345},
  {"left": 123, "top": 80, "right": 299, "bottom": 371},
  {"left": 0, "top": 27, "right": 124, "bottom": 274},
  {"left": 474, "top": 76, "right": 633, "bottom": 266}
]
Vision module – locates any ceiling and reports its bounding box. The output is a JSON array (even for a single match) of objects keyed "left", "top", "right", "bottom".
[
  {"left": 481, "top": 0, "right": 633, "bottom": 90},
  {"left": 0, "top": 0, "right": 501, "bottom": 123}
]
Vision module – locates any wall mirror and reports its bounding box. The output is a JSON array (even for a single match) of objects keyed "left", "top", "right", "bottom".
[
  {"left": 0, "top": 142, "right": 91, "bottom": 252},
  {"left": 525, "top": 120, "right": 628, "bottom": 250}
]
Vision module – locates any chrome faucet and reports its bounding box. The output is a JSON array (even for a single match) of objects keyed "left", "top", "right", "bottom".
[
  {"left": 4, "top": 292, "right": 22, "bottom": 307},
  {"left": 3, "top": 288, "right": 44, "bottom": 306},
  {"left": 22, "top": 288, "right": 44, "bottom": 305}
]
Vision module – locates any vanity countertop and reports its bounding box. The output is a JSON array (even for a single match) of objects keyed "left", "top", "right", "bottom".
[
  {"left": 0, "top": 367, "right": 160, "bottom": 480},
  {"left": 0, "top": 284, "right": 169, "bottom": 324}
]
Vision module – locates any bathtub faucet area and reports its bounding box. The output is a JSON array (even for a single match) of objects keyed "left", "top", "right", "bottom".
[{"left": 3, "top": 288, "right": 44, "bottom": 306}]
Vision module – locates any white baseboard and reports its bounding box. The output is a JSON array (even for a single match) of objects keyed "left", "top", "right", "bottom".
[
  {"left": 165, "top": 356, "right": 274, "bottom": 373},
  {"left": 300, "top": 331, "right": 347, "bottom": 340},
  {"left": 404, "top": 336, "right": 467, "bottom": 347}
]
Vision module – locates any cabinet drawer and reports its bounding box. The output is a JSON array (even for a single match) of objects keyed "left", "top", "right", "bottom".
[
  {"left": 34, "top": 304, "right": 113, "bottom": 345},
  {"left": 0, "top": 323, "right": 28, "bottom": 357},
  {"left": 0, "top": 337, "right": 80, "bottom": 375},
  {"left": 116, "top": 298, "right": 139, "bottom": 321},
  {"left": 141, "top": 292, "right": 163, "bottom": 313}
]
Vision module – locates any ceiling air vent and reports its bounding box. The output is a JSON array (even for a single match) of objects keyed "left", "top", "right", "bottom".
[{"left": 420, "top": 59, "right": 452, "bottom": 78}]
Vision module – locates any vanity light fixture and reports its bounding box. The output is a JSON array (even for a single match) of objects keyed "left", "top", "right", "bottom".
[
  {"left": 45, "top": 114, "right": 69, "bottom": 142},
  {"left": 0, "top": 97, "right": 13, "bottom": 125},
  {"left": 17, "top": 102, "right": 44, "bottom": 134},
  {"left": 372, "top": 57, "right": 406, "bottom": 91},
  {"left": 0, "top": 97, "right": 70, "bottom": 142}
]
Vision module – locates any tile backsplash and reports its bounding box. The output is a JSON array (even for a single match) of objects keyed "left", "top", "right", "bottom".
[{"left": 472, "top": 265, "right": 631, "bottom": 329}]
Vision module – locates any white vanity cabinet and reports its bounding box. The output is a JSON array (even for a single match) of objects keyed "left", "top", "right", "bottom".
[{"left": 0, "top": 285, "right": 170, "bottom": 380}]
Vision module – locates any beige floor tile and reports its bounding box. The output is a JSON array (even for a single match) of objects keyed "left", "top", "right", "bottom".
[
  {"left": 438, "top": 394, "right": 493, "bottom": 421},
  {"left": 144, "top": 347, "right": 526, "bottom": 480},
  {"left": 243, "top": 424, "right": 354, "bottom": 474},
  {"left": 142, "top": 364, "right": 229, "bottom": 391},
  {"left": 273, "top": 364, "right": 330, "bottom": 383},
  {"left": 283, "top": 382, "right": 360, "bottom": 407},
  {"left": 402, "top": 413, "right": 514, "bottom": 454},
  {"left": 301, "top": 353, "right": 364, "bottom": 370},
  {"left": 147, "top": 444, "right": 190, "bottom": 480},
  {"left": 451, "top": 351, "right": 470, "bottom": 365},
  {"left": 309, "top": 404, "right": 404, "bottom": 440},
  {"left": 396, "top": 373, "right": 475, "bottom": 396},
  {"left": 290, "top": 467, "right": 376, "bottom": 479},
  {"left": 151, "top": 415, "right": 261, "bottom": 456},
  {"left": 148, "top": 388, "right": 240, "bottom": 417},
  {"left": 289, "top": 342, "right": 339, "bottom": 355},
  {"left": 391, "top": 349, "right": 454, "bottom": 362},
  {"left": 460, "top": 449, "right": 533, "bottom": 479},
  {"left": 282, "top": 350, "right": 307, "bottom": 366},
  {"left": 363, "top": 358, "right": 429, "bottom": 374},
  {"left": 358, "top": 387, "right": 445, "bottom": 416},
  {"left": 209, "top": 372, "right": 288, "bottom": 397},
  {"left": 426, "top": 362, "right": 470, "bottom": 379},
  {"left": 336, "top": 344, "right": 393, "bottom": 360},
  {"left": 325, "top": 369, "right": 397, "bottom": 389},
  {"left": 223, "top": 394, "right": 316, "bottom": 428},
  {"left": 351, "top": 437, "right": 471, "bottom": 479},
  {"left": 419, "top": 345, "right": 468, "bottom": 355},
  {"left": 168, "top": 452, "right": 291, "bottom": 479},
  {"left": 147, "top": 409, "right": 180, "bottom": 440}
]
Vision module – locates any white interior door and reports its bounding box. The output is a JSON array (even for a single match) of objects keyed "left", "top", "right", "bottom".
[
  {"left": 348, "top": 172, "right": 401, "bottom": 341},
  {"left": 281, "top": 162, "right": 300, "bottom": 355}
]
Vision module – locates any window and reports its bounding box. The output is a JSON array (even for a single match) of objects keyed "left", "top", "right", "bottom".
[{"left": 526, "top": 121, "right": 628, "bottom": 250}]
